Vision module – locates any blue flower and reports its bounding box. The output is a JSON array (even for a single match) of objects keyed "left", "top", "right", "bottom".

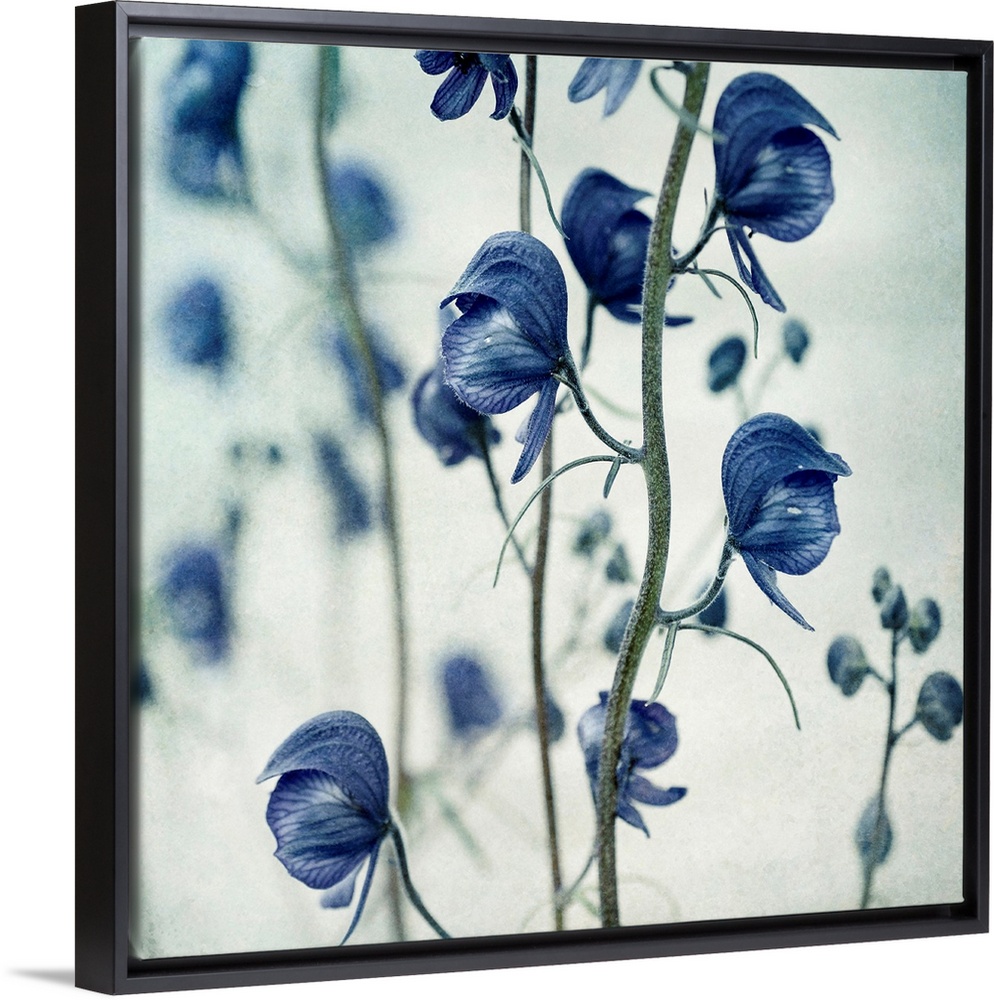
[
  {"left": 322, "top": 326, "right": 406, "bottom": 426},
  {"left": 164, "top": 277, "right": 232, "bottom": 372},
  {"left": 325, "top": 160, "right": 398, "bottom": 255},
  {"left": 782, "top": 318, "right": 810, "bottom": 364},
  {"left": 573, "top": 509, "right": 612, "bottom": 557},
  {"left": 915, "top": 672, "right": 963, "bottom": 741},
  {"left": 257, "top": 711, "right": 392, "bottom": 943},
  {"left": 414, "top": 51, "right": 517, "bottom": 121},
  {"left": 160, "top": 543, "right": 231, "bottom": 662},
  {"left": 412, "top": 359, "right": 500, "bottom": 466},
  {"left": 721, "top": 413, "right": 851, "bottom": 630},
  {"left": 440, "top": 654, "right": 503, "bottom": 741},
  {"left": 440, "top": 231, "right": 573, "bottom": 483},
  {"left": 879, "top": 584, "right": 908, "bottom": 631},
  {"left": 604, "top": 544, "right": 633, "bottom": 584},
  {"left": 163, "top": 41, "right": 252, "bottom": 199},
  {"left": 577, "top": 693, "right": 686, "bottom": 835},
  {"left": 855, "top": 795, "right": 892, "bottom": 868},
  {"left": 707, "top": 335, "right": 747, "bottom": 392},
  {"left": 314, "top": 434, "right": 374, "bottom": 541},
  {"left": 712, "top": 73, "right": 838, "bottom": 312},
  {"left": 908, "top": 598, "right": 942, "bottom": 653},
  {"left": 827, "top": 635, "right": 872, "bottom": 697},
  {"left": 567, "top": 58, "right": 643, "bottom": 116}
]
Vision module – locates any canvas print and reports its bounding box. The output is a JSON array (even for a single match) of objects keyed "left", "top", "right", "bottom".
[{"left": 131, "top": 34, "right": 967, "bottom": 958}]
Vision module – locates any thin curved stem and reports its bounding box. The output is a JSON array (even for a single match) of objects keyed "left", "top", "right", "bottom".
[
  {"left": 477, "top": 429, "right": 531, "bottom": 575},
  {"left": 388, "top": 825, "right": 451, "bottom": 939},
  {"left": 557, "top": 361, "right": 642, "bottom": 462},
  {"left": 658, "top": 536, "right": 734, "bottom": 622},
  {"left": 595, "top": 62, "right": 711, "bottom": 928}
]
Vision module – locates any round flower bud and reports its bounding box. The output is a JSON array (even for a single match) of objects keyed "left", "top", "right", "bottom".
[
  {"left": 827, "top": 635, "right": 871, "bottom": 696},
  {"left": 871, "top": 566, "right": 891, "bottom": 604},
  {"left": 605, "top": 543, "right": 633, "bottom": 584},
  {"left": 879, "top": 585, "right": 908, "bottom": 631},
  {"left": 574, "top": 510, "right": 612, "bottom": 557},
  {"left": 915, "top": 672, "right": 964, "bottom": 741},
  {"left": 782, "top": 318, "right": 810, "bottom": 364},
  {"left": 707, "top": 336, "right": 747, "bottom": 393},
  {"left": 907, "top": 598, "right": 942, "bottom": 654},
  {"left": 855, "top": 796, "right": 892, "bottom": 868}
]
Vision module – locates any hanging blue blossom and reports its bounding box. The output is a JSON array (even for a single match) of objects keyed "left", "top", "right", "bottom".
[
  {"left": 908, "top": 598, "right": 942, "bottom": 653},
  {"left": 440, "top": 654, "right": 504, "bottom": 741},
  {"left": 164, "top": 276, "right": 232, "bottom": 372},
  {"left": 412, "top": 359, "right": 501, "bottom": 466},
  {"left": 871, "top": 567, "right": 892, "bottom": 604},
  {"left": 322, "top": 325, "right": 406, "bottom": 426},
  {"left": 160, "top": 542, "right": 231, "bottom": 662},
  {"left": 782, "top": 318, "right": 811, "bottom": 364},
  {"left": 604, "top": 543, "right": 633, "bottom": 584},
  {"left": 573, "top": 510, "right": 613, "bottom": 557},
  {"left": 325, "top": 160, "right": 398, "bottom": 255},
  {"left": 855, "top": 795, "right": 892, "bottom": 869},
  {"left": 257, "top": 711, "right": 392, "bottom": 943},
  {"left": 915, "top": 672, "right": 964, "bottom": 741},
  {"left": 577, "top": 693, "right": 686, "bottom": 835},
  {"left": 712, "top": 72, "right": 838, "bottom": 312},
  {"left": 721, "top": 412, "right": 851, "bottom": 630},
  {"left": 440, "top": 231, "right": 573, "bottom": 483},
  {"left": 707, "top": 335, "right": 747, "bottom": 392},
  {"left": 827, "top": 635, "right": 872, "bottom": 696},
  {"left": 568, "top": 58, "right": 643, "bottom": 116},
  {"left": 879, "top": 584, "right": 908, "bottom": 631},
  {"left": 314, "top": 434, "right": 374, "bottom": 541},
  {"left": 163, "top": 40, "right": 252, "bottom": 199},
  {"left": 414, "top": 51, "right": 517, "bottom": 121}
]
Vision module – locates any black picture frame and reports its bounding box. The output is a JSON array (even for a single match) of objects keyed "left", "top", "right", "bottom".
[{"left": 76, "top": 2, "right": 992, "bottom": 994}]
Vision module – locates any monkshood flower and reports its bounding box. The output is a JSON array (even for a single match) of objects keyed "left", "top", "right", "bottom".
[
  {"left": 164, "top": 277, "right": 231, "bottom": 372},
  {"left": 707, "top": 335, "right": 747, "bottom": 393},
  {"left": 712, "top": 72, "right": 838, "bottom": 312},
  {"left": 721, "top": 412, "right": 852, "bottom": 630},
  {"left": 322, "top": 326, "right": 406, "bottom": 427},
  {"left": 577, "top": 693, "right": 686, "bottom": 835},
  {"left": 827, "top": 635, "right": 872, "bottom": 697},
  {"left": 314, "top": 434, "right": 373, "bottom": 541},
  {"left": 412, "top": 359, "right": 500, "bottom": 467},
  {"left": 568, "top": 58, "right": 643, "bottom": 116},
  {"left": 163, "top": 40, "right": 252, "bottom": 199},
  {"left": 414, "top": 51, "right": 517, "bottom": 121},
  {"left": 440, "top": 231, "right": 574, "bottom": 483},
  {"left": 325, "top": 160, "right": 398, "bottom": 255},
  {"left": 160, "top": 543, "right": 231, "bottom": 662},
  {"left": 441, "top": 654, "right": 504, "bottom": 741},
  {"left": 782, "top": 318, "right": 811, "bottom": 364},
  {"left": 855, "top": 796, "right": 892, "bottom": 869},
  {"left": 908, "top": 599, "right": 942, "bottom": 653},
  {"left": 573, "top": 510, "right": 612, "bottom": 557},
  {"left": 916, "top": 672, "right": 964, "bottom": 741},
  {"left": 257, "top": 711, "right": 391, "bottom": 943}
]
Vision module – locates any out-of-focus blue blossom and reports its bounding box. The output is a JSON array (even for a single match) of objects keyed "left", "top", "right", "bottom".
[
  {"left": 314, "top": 434, "right": 373, "bottom": 541},
  {"left": 163, "top": 41, "right": 252, "bottom": 199},
  {"left": 871, "top": 566, "right": 892, "bottom": 604},
  {"left": 412, "top": 359, "right": 500, "bottom": 466},
  {"left": 440, "top": 654, "right": 504, "bottom": 741},
  {"left": 722, "top": 413, "right": 851, "bottom": 630},
  {"left": 160, "top": 543, "right": 231, "bottom": 662},
  {"left": 577, "top": 693, "right": 686, "bottom": 835},
  {"left": 534, "top": 688, "right": 565, "bottom": 744},
  {"left": 164, "top": 277, "right": 232, "bottom": 372},
  {"left": 712, "top": 73, "right": 837, "bottom": 312},
  {"left": 414, "top": 51, "right": 517, "bottom": 121},
  {"left": 322, "top": 326, "right": 406, "bottom": 427},
  {"left": 133, "top": 661, "right": 155, "bottom": 706},
  {"left": 696, "top": 585, "right": 728, "bottom": 631},
  {"left": 782, "top": 318, "right": 810, "bottom": 363},
  {"left": 568, "top": 58, "right": 643, "bottom": 116},
  {"left": 707, "top": 335, "right": 747, "bottom": 393},
  {"left": 440, "top": 231, "right": 573, "bottom": 483},
  {"left": 561, "top": 168, "right": 651, "bottom": 325},
  {"left": 325, "top": 160, "right": 398, "bottom": 255},
  {"left": 827, "top": 635, "right": 872, "bottom": 697},
  {"left": 604, "top": 599, "right": 634, "bottom": 655},
  {"left": 908, "top": 598, "right": 942, "bottom": 653},
  {"left": 879, "top": 585, "right": 908, "bottom": 632},
  {"left": 573, "top": 510, "right": 612, "bottom": 557},
  {"left": 855, "top": 795, "right": 892, "bottom": 868},
  {"left": 915, "top": 672, "right": 964, "bottom": 741},
  {"left": 605, "top": 544, "right": 632, "bottom": 584},
  {"left": 257, "top": 711, "right": 392, "bottom": 943}
]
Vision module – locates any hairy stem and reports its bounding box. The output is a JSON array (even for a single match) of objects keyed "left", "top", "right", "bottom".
[{"left": 595, "top": 62, "right": 710, "bottom": 928}]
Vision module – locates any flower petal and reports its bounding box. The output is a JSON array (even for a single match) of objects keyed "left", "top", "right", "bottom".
[
  {"left": 568, "top": 58, "right": 642, "bottom": 116},
  {"left": 338, "top": 840, "right": 383, "bottom": 945},
  {"left": 412, "top": 362, "right": 499, "bottom": 466},
  {"left": 479, "top": 55, "right": 518, "bottom": 119},
  {"left": 741, "top": 551, "right": 814, "bottom": 630},
  {"left": 725, "top": 225, "right": 786, "bottom": 312},
  {"left": 414, "top": 50, "right": 455, "bottom": 75},
  {"left": 625, "top": 700, "right": 680, "bottom": 768},
  {"left": 431, "top": 62, "right": 488, "bottom": 120},
  {"left": 627, "top": 774, "right": 687, "bottom": 808},
  {"left": 511, "top": 379, "right": 559, "bottom": 483}
]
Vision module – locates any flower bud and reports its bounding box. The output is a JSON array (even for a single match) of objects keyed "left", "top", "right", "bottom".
[
  {"left": 707, "top": 336, "right": 747, "bottom": 393},
  {"left": 855, "top": 796, "right": 892, "bottom": 868},
  {"left": 871, "top": 567, "right": 891, "bottom": 604},
  {"left": 907, "top": 598, "right": 942, "bottom": 653},
  {"left": 827, "top": 635, "right": 871, "bottom": 696},
  {"left": 574, "top": 510, "right": 612, "bottom": 557},
  {"left": 605, "top": 543, "right": 633, "bottom": 584},
  {"left": 879, "top": 585, "right": 908, "bottom": 631},
  {"left": 915, "top": 672, "right": 963, "bottom": 741},
  {"left": 782, "top": 318, "right": 810, "bottom": 364}
]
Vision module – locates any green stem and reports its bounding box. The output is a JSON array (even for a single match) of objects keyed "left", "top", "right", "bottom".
[
  {"left": 477, "top": 428, "right": 531, "bottom": 575},
  {"left": 595, "top": 62, "right": 710, "bottom": 929},
  {"left": 315, "top": 54, "right": 412, "bottom": 941},
  {"left": 388, "top": 824, "right": 451, "bottom": 939}
]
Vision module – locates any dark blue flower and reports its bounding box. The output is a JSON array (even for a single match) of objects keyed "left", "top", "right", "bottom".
[
  {"left": 568, "top": 58, "right": 643, "bottom": 116},
  {"left": 573, "top": 510, "right": 612, "bottom": 557},
  {"left": 707, "top": 335, "right": 747, "bottom": 392},
  {"left": 257, "top": 711, "right": 392, "bottom": 943},
  {"left": 916, "top": 672, "right": 963, "bottom": 741},
  {"left": 440, "top": 654, "right": 504, "bottom": 741},
  {"left": 412, "top": 359, "right": 500, "bottom": 466},
  {"left": 782, "top": 318, "right": 810, "bottom": 363},
  {"left": 577, "top": 693, "right": 686, "bottom": 835},
  {"left": 323, "top": 326, "right": 406, "bottom": 427},
  {"left": 827, "top": 635, "right": 871, "bottom": 696},
  {"left": 908, "top": 598, "right": 942, "bottom": 653},
  {"left": 604, "top": 599, "right": 634, "bottom": 655},
  {"left": 414, "top": 51, "right": 517, "bottom": 121},
  {"left": 855, "top": 795, "right": 892, "bottom": 868},
  {"left": 604, "top": 544, "right": 633, "bottom": 584},
  {"left": 879, "top": 584, "right": 908, "bottom": 631},
  {"left": 164, "top": 277, "right": 232, "bottom": 372},
  {"left": 721, "top": 412, "right": 851, "bottom": 630},
  {"left": 160, "top": 543, "right": 231, "bottom": 662},
  {"left": 314, "top": 434, "right": 374, "bottom": 541},
  {"left": 712, "top": 73, "right": 838, "bottom": 312},
  {"left": 325, "top": 160, "right": 398, "bottom": 255},
  {"left": 440, "top": 231, "right": 572, "bottom": 483},
  {"left": 163, "top": 41, "right": 252, "bottom": 199}
]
